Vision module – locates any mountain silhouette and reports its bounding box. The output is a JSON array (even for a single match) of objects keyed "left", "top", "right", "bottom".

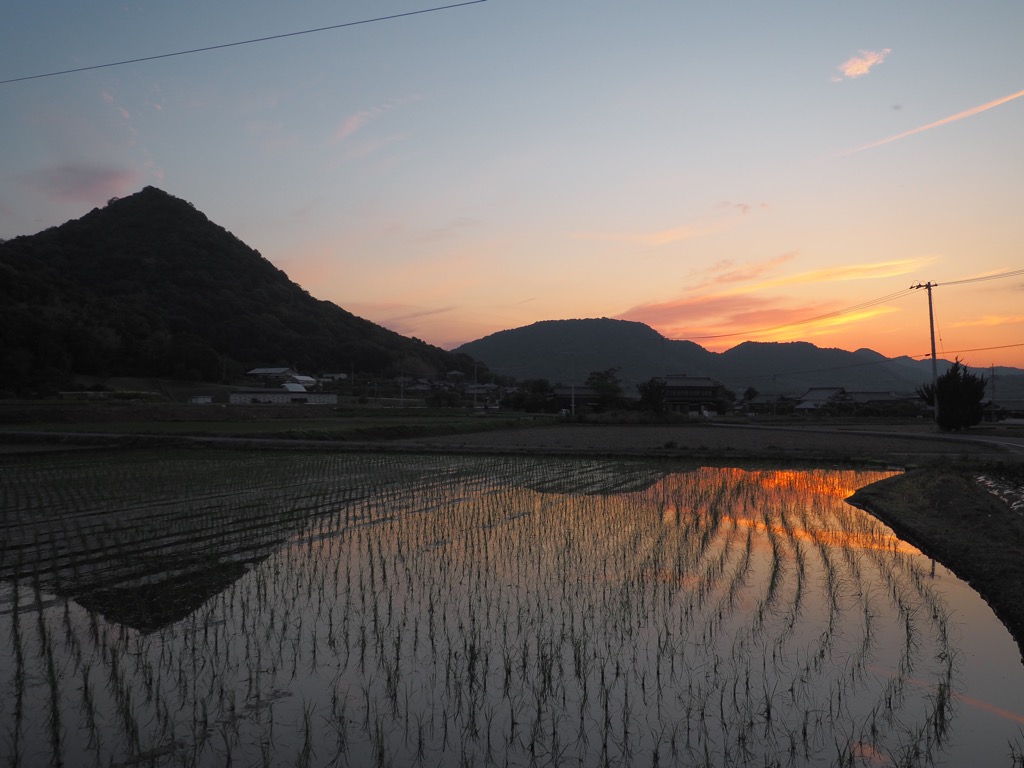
[
  {"left": 455, "top": 318, "right": 1024, "bottom": 398},
  {"left": 0, "top": 187, "right": 475, "bottom": 393}
]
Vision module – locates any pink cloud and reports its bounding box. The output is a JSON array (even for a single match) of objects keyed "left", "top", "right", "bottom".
[
  {"left": 617, "top": 293, "right": 814, "bottom": 333},
  {"left": 332, "top": 95, "right": 424, "bottom": 144},
  {"left": 833, "top": 48, "right": 891, "bottom": 81},
  {"left": 686, "top": 252, "right": 797, "bottom": 291},
  {"left": 617, "top": 290, "right": 899, "bottom": 347},
  {"left": 22, "top": 164, "right": 141, "bottom": 204},
  {"left": 334, "top": 110, "right": 375, "bottom": 142},
  {"left": 343, "top": 301, "right": 458, "bottom": 337}
]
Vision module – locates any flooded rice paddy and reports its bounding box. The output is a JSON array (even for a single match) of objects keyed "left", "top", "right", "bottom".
[{"left": 1, "top": 451, "right": 1023, "bottom": 767}]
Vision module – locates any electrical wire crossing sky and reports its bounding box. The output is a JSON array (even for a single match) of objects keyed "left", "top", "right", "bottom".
[{"left": 2, "top": 0, "right": 1023, "bottom": 366}]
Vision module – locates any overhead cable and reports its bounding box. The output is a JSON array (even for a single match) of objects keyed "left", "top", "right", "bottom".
[
  {"left": 679, "top": 266, "right": 1024, "bottom": 343},
  {"left": 929, "top": 268, "right": 1024, "bottom": 288},
  {"left": 679, "top": 287, "right": 916, "bottom": 341},
  {"left": 1, "top": 1, "right": 487, "bottom": 85}
]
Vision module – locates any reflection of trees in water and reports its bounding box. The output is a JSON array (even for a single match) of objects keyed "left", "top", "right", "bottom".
[
  {"left": 0, "top": 454, "right": 988, "bottom": 767},
  {"left": 0, "top": 451, "right": 381, "bottom": 631}
]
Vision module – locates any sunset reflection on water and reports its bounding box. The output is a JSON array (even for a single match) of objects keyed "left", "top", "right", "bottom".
[{"left": 2, "top": 453, "right": 1022, "bottom": 768}]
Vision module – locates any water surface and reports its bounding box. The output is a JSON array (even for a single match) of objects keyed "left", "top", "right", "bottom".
[{"left": 1, "top": 452, "right": 1022, "bottom": 766}]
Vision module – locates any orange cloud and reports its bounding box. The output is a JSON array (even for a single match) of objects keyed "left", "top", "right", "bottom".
[
  {"left": 840, "top": 87, "right": 1024, "bottom": 156},
  {"left": 646, "top": 305, "right": 897, "bottom": 347},
  {"left": 949, "top": 314, "right": 1024, "bottom": 328},
  {"left": 613, "top": 254, "right": 925, "bottom": 346},
  {"left": 618, "top": 293, "right": 828, "bottom": 336},
  {"left": 833, "top": 48, "right": 891, "bottom": 81},
  {"left": 713, "top": 258, "right": 930, "bottom": 299}
]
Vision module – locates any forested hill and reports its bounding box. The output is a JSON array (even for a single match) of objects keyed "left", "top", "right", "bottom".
[
  {"left": 455, "top": 318, "right": 1024, "bottom": 398},
  {"left": 0, "top": 187, "right": 474, "bottom": 394}
]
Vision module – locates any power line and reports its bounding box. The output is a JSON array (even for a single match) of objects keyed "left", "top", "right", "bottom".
[
  {"left": 933, "top": 268, "right": 1024, "bottom": 288},
  {"left": 736, "top": 355, "right": 922, "bottom": 384},
  {"left": 676, "top": 267, "right": 1024, "bottom": 344},
  {"left": 0, "top": 1, "right": 487, "bottom": 85},
  {"left": 677, "top": 287, "right": 916, "bottom": 341},
  {"left": 741, "top": 341, "right": 1024, "bottom": 385},
  {"left": 909, "top": 341, "right": 1024, "bottom": 359}
]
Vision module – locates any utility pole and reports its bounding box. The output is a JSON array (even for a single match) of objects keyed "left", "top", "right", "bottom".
[
  {"left": 910, "top": 282, "right": 940, "bottom": 428},
  {"left": 561, "top": 351, "right": 577, "bottom": 415},
  {"left": 991, "top": 364, "right": 997, "bottom": 424},
  {"left": 571, "top": 353, "right": 576, "bottom": 416}
]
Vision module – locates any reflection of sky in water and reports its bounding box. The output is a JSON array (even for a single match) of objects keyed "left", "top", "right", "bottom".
[{"left": 0, "top": 454, "right": 1022, "bottom": 766}]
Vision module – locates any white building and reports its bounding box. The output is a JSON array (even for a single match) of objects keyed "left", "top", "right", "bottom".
[{"left": 229, "top": 383, "right": 337, "bottom": 405}]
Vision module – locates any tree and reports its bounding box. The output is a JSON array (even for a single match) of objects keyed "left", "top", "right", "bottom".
[
  {"left": 502, "top": 379, "right": 553, "bottom": 413},
  {"left": 637, "top": 377, "right": 667, "bottom": 415},
  {"left": 916, "top": 357, "right": 987, "bottom": 431},
  {"left": 585, "top": 367, "right": 624, "bottom": 412}
]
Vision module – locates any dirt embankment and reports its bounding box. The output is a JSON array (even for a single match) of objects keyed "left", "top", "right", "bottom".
[
  {"left": 850, "top": 468, "right": 1024, "bottom": 662},
  {"left": 393, "top": 422, "right": 1019, "bottom": 464}
]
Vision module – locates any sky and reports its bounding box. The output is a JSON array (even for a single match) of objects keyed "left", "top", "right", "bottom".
[{"left": 2, "top": 0, "right": 1023, "bottom": 368}]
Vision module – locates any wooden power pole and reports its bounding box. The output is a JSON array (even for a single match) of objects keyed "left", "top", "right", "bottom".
[{"left": 911, "top": 282, "right": 940, "bottom": 428}]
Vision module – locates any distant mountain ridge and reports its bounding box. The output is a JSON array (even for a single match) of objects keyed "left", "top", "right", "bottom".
[
  {"left": 4, "top": 188, "right": 1019, "bottom": 402},
  {"left": 455, "top": 318, "right": 1024, "bottom": 399},
  {"left": 0, "top": 187, "right": 474, "bottom": 394}
]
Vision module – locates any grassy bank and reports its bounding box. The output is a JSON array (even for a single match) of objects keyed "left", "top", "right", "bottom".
[
  {"left": 0, "top": 402, "right": 544, "bottom": 443},
  {"left": 849, "top": 465, "right": 1024, "bottom": 663}
]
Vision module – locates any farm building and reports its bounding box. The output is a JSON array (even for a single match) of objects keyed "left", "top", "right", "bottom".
[
  {"left": 661, "top": 374, "right": 725, "bottom": 413},
  {"left": 229, "top": 383, "right": 337, "bottom": 405}
]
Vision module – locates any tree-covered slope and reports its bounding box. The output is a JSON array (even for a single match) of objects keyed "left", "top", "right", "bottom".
[
  {"left": 0, "top": 187, "right": 474, "bottom": 394},
  {"left": 455, "top": 318, "right": 716, "bottom": 387},
  {"left": 456, "top": 318, "right": 1024, "bottom": 398}
]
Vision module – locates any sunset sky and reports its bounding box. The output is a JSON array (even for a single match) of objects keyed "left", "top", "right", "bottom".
[{"left": 2, "top": 1, "right": 1023, "bottom": 367}]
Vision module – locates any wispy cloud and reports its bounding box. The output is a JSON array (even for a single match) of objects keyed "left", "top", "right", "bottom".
[
  {"left": 686, "top": 252, "right": 797, "bottom": 291},
  {"left": 332, "top": 95, "right": 424, "bottom": 143},
  {"left": 674, "top": 258, "right": 929, "bottom": 305},
  {"left": 345, "top": 301, "right": 458, "bottom": 337},
  {"left": 21, "top": 164, "right": 140, "bottom": 204},
  {"left": 246, "top": 119, "right": 300, "bottom": 153},
  {"left": 417, "top": 217, "right": 481, "bottom": 244},
  {"left": 572, "top": 202, "right": 765, "bottom": 247},
  {"left": 615, "top": 256, "right": 922, "bottom": 344},
  {"left": 840, "top": 87, "right": 1024, "bottom": 156},
  {"left": 334, "top": 110, "right": 376, "bottom": 143},
  {"left": 617, "top": 292, "right": 898, "bottom": 345},
  {"left": 729, "top": 258, "right": 927, "bottom": 296},
  {"left": 833, "top": 48, "right": 891, "bottom": 82},
  {"left": 949, "top": 314, "right": 1024, "bottom": 329},
  {"left": 572, "top": 221, "right": 721, "bottom": 246},
  {"left": 619, "top": 293, "right": 794, "bottom": 330}
]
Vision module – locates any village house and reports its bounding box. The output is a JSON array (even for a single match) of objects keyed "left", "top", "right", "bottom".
[
  {"left": 794, "top": 387, "right": 848, "bottom": 414},
  {"left": 229, "top": 382, "right": 338, "bottom": 405},
  {"left": 661, "top": 374, "right": 725, "bottom": 414},
  {"left": 233, "top": 368, "right": 337, "bottom": 405}
]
